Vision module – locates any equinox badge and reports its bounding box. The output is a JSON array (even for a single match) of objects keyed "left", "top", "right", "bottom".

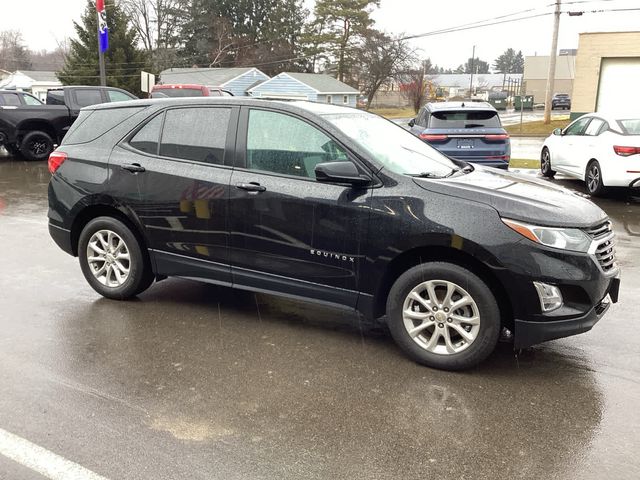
[{"left": 310, "top": 249, "right": 355, "bottom": 263}]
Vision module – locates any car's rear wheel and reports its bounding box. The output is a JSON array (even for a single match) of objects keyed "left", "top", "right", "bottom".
[
  {"left": 541, "top": 147, "right": 555, "bottom": 178},
  {"left": 386, "top": 262, "right": 500, "bottom": 370},
  {"left": 78, "top": 216, "right": 154, "bottom": 299},
  {"left": 19, "top": 130, "right": 54, "bottom": 161},
  {"left": 586, "top": 160, "right": 606, "bottom": 196}
]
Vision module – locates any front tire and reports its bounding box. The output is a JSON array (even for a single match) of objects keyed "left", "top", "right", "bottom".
[
  {"left": 541, "top": 147, "right": 555, "bottom": 178},
  {"left": 386, "top": 262, "right": 501, "bottom": 370},
  {"left": 20, "top": 130, "right": 54, "bottom": 161},
  {"left": 586, "top": 160, "right": 606, "bottom": 196},
  {"left": 78, "top": 216, "right": 154, "bottom": 300}
]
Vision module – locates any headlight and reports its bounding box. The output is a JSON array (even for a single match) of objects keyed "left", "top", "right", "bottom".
[{"left": 502, "top": 218, "right": 592, "bottom": 252}]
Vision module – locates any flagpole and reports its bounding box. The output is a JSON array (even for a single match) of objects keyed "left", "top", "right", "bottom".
[{"left": 96, "top": 2, "right": 106, "bottom": 86}]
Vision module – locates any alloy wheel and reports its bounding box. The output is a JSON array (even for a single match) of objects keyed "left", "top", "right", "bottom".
[
  {"left": 86, "top": 229, "right": 131, "bottom": 287},
  {"left": 587, "top": 164, "right": 601, "bottom": 193},
  {"left": 402, "top": 280, "right": 481, "bottom": 355}
]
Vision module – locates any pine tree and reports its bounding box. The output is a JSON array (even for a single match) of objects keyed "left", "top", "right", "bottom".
[{"left": 57, "top": 0, "right": 149, "bottom": 96}]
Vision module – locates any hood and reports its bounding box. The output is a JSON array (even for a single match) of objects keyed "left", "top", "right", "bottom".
[{"left": 413, "top": 166, "right": 608, "bottom": 228}]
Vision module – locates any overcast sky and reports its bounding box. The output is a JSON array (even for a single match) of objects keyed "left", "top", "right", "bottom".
[{"left": 1, "top": 0, "right": 639, "bottom": 70}]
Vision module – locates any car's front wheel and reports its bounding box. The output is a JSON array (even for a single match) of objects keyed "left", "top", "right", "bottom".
[
  {"left": 541, "top": 147, "right": 556, "bottom": 178},
  {"left": 78, "top": 216, "right": 154, "bottom": 299},
  {"left": 19, "top": 130, "right": 54, "bottom": 161},
  {"left": 586, "top": 160, "right": 606, "bottom": 196},
  {"left": 386, "top": 262, "right": 501, "bottom": 370}
]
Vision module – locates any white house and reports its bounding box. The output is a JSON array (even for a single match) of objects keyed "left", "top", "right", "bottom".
[{"left": 0, "top": 70, "right": 62, "bottom": 101}]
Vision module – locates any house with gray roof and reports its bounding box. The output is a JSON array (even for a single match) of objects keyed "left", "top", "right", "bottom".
[
  {"left": 248, "top": 72, "right": 359, "bottom": 107},
  {"left": 0, "top": 70, "right": 62, "bottom": 101},
  {"left": 158, "top": 67, "right": 269, "bottom": 96}
]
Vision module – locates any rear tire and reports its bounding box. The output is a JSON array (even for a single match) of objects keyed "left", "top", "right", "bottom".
[
  {"left": 386, "top": 262, "right": 500, "bottom": 370},
  {"left": 586, "top": 160, "right": 606, "bottom": 196},
  {"left": 3, "top": 143, "right": 21, "bottom": 157},
  {"left": 78, "top": 216, "right": 154, "bottom": 300},
  {"left": 541, "top": 147, "right": 555, "bottom": 178},
  {"left": 20, "top": 130, "right": 54, "bottom": 161}
]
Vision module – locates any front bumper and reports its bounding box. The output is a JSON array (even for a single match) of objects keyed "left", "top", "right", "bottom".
[{"left": 514, "top": 276, "right": 620, "bottom": 348}]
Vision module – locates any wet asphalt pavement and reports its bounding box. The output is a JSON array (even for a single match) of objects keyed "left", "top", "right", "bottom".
[{"left": 0, "top": 153, "right": 639, "bottom": 480}]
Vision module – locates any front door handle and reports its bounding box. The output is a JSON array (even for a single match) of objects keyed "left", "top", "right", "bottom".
[
  {"left": 121, "top": 163, "right": 145, "bottom": 173},
  {"left": 235, "top": 182, "right": 266, "bottom": 192}
]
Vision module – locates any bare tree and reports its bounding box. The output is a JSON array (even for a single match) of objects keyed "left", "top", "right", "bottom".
[
  {"left": 0, "top": 30, "right": 31, "bottom": 71},
  {"left": 357, "top": 30, "right": 415, "bottom": 109},
  {"left": 399, "top": 68, "right": 428, "bottom": 114},
  {"left": 207, "top": 17, "right": 236, "bottom": 67}
]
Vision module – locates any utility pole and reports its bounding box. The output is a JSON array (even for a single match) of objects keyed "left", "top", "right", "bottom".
[
  {"left": 543, "top": 0, "right": 561, "bottom": 124},
  {"left": 469, "top": 45, "right": 475, "bottom": 98}
]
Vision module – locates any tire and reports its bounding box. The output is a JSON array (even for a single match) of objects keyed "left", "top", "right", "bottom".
[
  {"left": 540, "top": 147, "right": 555, "bottom": 178},
  {"left": 386, "top": 262, "right": 501, "bottom": 370},
  {"left": 19, "top": 130, "right": 54, "bottom": 161},
  {"left": 78, "top": 216, "right": 154, "bottom": 300},
  {"left": 585, "top": 160, "right": 606, "bottom": 196}
]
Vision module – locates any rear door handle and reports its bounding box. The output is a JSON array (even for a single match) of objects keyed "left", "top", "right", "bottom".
[
  {"left": 235, "top": 182, "right": 266, "bottom": 192},
  {"left": 121, "top": 163, "right": 145, "bottom": 173}
]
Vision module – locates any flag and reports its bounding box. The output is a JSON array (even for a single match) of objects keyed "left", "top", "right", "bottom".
[{"left": 97, "top": 0, "right": 109, "bottom": 53}]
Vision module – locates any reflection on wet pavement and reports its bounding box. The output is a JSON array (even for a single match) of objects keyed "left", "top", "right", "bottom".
[{"left": 1, "top": 156, "right": 639, "bottom": 479}]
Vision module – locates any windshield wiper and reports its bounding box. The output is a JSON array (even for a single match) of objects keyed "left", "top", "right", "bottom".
[{"left": 407, "top": 172, "right": 442, "bottom": 178}]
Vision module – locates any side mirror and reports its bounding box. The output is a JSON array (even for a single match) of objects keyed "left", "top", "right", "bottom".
[
  {"left": 408, "top": 118, "right": 416, "bottom": 127},
  {"left": 553, "top": 128, "right": 563, "bottom": 136},
  {"left": 315, "top": 161, "right": 371, "bottom": 186}
]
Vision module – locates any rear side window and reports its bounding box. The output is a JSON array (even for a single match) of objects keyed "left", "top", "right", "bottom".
[
  {"left": 107, "top": 90, "right": 134, "bottom": 102},
  {"left": 74, "top": 89, "right": 103, "bottom": 107},
  {"left": 619, "top": 119, "right": 640, "bottom": 135},
  {"left": 46, "top": 90, "right": 65, "bottom": 105},
  {"left": 430, "top": 110, "right": 501, "bottom": 128},
  {"left": 0, "top": 93, "right": 20, "bottom": 106},
  {"left": 154, "top": 88, "right": 204, "bottom": 98},
  {"left": 159, "top": 107, "right": 230, "bottom": 164},
  {"left": 63, "top": 107, "right": 144, "bottom": 145},
  {"left": 129, "top": 113, "right": 163, "bottom": 155},
  {"left": 585, "top": 118, "right": 606, "bottom": 136}
]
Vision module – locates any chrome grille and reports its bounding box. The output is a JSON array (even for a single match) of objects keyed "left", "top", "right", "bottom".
[{"left": 585, "top": 221, "right": 616, "bottom": 273}]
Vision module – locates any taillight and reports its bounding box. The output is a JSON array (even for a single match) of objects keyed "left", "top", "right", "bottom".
[
  {"left": 48, "top": 151, "right": 67, "bottom": 174},
  {"left": 419, "top": 134, "right": 448, "bottom": 142},
  {"left": 613, "top": 145, "right": 640, "bottom": 156},
  {"left": 485, "top": 134, "right": 509, "bottom": 141}
]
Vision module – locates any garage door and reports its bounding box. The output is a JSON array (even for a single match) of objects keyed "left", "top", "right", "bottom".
[{"left": 597, "top": 57, "right": 640, "bottom": 112}]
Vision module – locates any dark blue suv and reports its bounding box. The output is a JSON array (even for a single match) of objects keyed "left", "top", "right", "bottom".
[{"left": 409, "top": 102, "right": 510, "bottom": 169}]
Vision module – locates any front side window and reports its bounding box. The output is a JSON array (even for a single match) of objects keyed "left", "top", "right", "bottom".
[
  {"left": 21, "top": 93, "right": 43, "bottom": 105},
  {"left": 129, "top": 113, "right": 163, "bottom": 155},
  {"left": 159, "top": 107, "right": 230, "bottom": 164},
  {"left": 564, "top": 117, "right": 591, "bottom": 136},
  {"left": 107, "top": 90, "right": 134, "bottom": 102},
  {"left": 74, "top": 89, "right": 104, "bottom": 107},
  {"left": 246, "top": 109, "right": 348, "bottom": 179}
]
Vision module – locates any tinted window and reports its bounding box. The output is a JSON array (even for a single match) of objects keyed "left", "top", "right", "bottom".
[
  {"left": 21, "top": 93, "right": 43, "bottom": 105},
  {"left": 430, "top": 110, "right": 501, "bottom": 128},
  {"left": 619, "top": 119, "right": 640, "bottom": 135},
  {"left": 585, "top": 118, "right": 605, "bottom": 136},
  {"left": 159, "top": 107, "right": 230, "bottom": 164},
  {"left": 154, "top": 88, "right": 204, "bottom": 98},
  {"left": 62, "top": 107, "right": 144, "bottom": 145},
  {"left": 130, "top": 113, "right": 163, "bottom": 155},
  {"left": 74, "top": 89, "right": 103, "bottom": 107},
  {"left": 246, "top": 110, "right": 348, "bottom": 178},
  {"left": 46, "top": 90, "right": 65, "bottom": 105},
  {"left": 564, "top": 117, "right": 590, "bottom": 136},
  {"left": 0, "top": 93, "right": 20, "bottom": 106},
  {"left": 107, "top": 90, "right": 134, "bottom": 102}
]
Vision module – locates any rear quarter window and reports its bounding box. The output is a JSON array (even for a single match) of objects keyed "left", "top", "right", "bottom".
[
  {"left": 62, "top": 107, "right": 144, "bottom": 145},
  {"left": 430, "top": 110, "right": 501, "bottom": 128},
  {"left": 619, "top": 119, "right": 640, "bottom": 135}
]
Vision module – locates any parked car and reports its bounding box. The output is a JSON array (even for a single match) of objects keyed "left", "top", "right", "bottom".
[
  {"left": 541, "top": 113, "right": 640, "bottom": 195},
  {"left": 48, "top": 98, "right": 619, "bottom": 370},
  {"left": 552, "top": 93, "right": 571, "bottom": 110},
  {"left": 149, "top": 84, "right": 233, "bottom": 98},
  {"left": 408, "top": 102, "right": 510, "bottom": 170},
  {"left": 0, "top": 85, "right": 137, "bottom": 160},
  {"left": 0, "top": 90, "right": 44, "bottom": 107}
]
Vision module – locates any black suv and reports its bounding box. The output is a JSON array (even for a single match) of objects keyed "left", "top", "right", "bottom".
[
  {"left": 48, "top": 98, "right": 620, "bottom": 370},
  {"left": 552, "top": 93, "right": 571, "bottom": 110}
]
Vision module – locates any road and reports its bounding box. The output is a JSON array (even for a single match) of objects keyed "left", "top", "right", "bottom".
[{"left": 1, "top": 153, "right": 639, "bottom": 480}]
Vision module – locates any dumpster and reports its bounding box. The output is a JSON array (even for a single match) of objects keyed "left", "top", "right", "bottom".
[
  {"left": 514, "top": 95, "right": 534, "bottom": 111},
  {"left": 489, "top": 98, "right": 507, "bottom": 110}
]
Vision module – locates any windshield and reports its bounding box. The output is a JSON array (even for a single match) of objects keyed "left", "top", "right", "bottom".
[
  {"left": 154, "top": 88, "right": 204, "bottom": 97},
  {"left": 324, "top": 112, "right": 457, "bottom": 177},
  {"left": 430, "top": 110, "right": 501, "bottom": 129},
  {"left": 618, "top": 119, "right": 640, "bottom": 135}
]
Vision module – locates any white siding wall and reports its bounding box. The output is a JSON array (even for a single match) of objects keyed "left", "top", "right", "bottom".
[
  {"left": 224, "top": 69, "right": 270, "bottom": 96},
  {"left": 317, "top": 93, "right": 357, "bottom": 107},
  {"left": 250, "top": 75, "right": 318, "bottom": 101}
]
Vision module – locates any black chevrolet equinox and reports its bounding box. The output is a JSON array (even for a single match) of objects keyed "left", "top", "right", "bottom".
[{"left": 48, "top": 98, "right": 620, "bottom": 370}]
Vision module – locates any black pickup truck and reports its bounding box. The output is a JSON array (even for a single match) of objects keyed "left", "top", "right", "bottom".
[{"left": 0, "top": 86, "right": 136, "bottom": 160}]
